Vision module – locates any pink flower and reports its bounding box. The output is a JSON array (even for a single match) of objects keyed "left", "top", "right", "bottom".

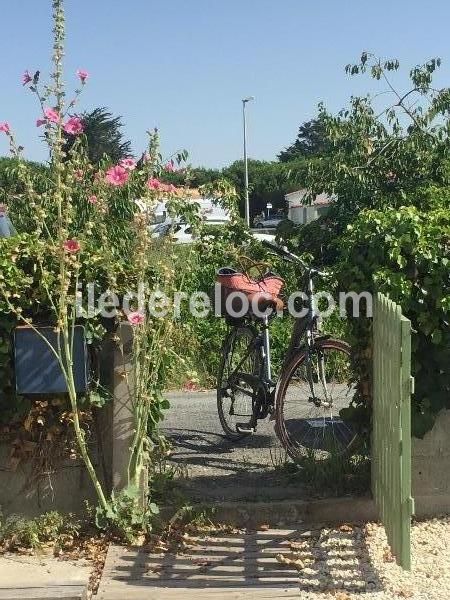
[
  {"left": 146, "top": 177, "right": 162, "bottom": 190},
  {"left": 76, "top": 69, "right": 89, "bottom": 83},
  {"left": 88, "top": 194, "right": 98, "bottom": 204},
  {"left": 0, "top": 122, "right": 10, "bottom": 134},
  {"left": 63, "top": 239, "right": 81, "bottom": 253},
  {"left": 142, "top": 152, "right": 151, "bottom": 163},
  {"left": 119, "top": 157, "right": 136, "bottom": 171},
  {"left": 146, "top": 178, "right": 178, "bottom": 194},
  {"left": 164, "top": 160, "right": 175, "bottom": 172},
  {"left": 63, "top": 116, "right": 84, "bottom": 135},
  {"left": 73, "top": 169, "right": 84, "bottom": 181},
  {"left": 44, "top": 107, "right": 60, "bottom": 124},
  {"left": 36, "top": 118, "right": 46, "bottom": 127},
  {"left": 105, "top": 165, "right": 129, "bottom": 186},
  {"left": 127, "top": 311, "right": 145, "bottom": 326},
  {"left": 22, "top": 70, "right": 32, "bottom": 86}
]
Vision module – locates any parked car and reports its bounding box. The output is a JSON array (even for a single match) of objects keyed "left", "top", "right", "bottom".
[
  {"left": 147, "top": 197, "right": 230, "bottom": 231},
  {"left": 152, "top": 221, "right": 276, "bottom": 245},
  {"left": 151, "top": 221, "right": 194, "bottom": 244},
  {"left": 254, "top": 215, "right": 284, "bottom": 229}
]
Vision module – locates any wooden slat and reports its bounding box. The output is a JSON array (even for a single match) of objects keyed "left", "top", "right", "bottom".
[
  {"left": 97, "top": 586, "right": 300, "bottom": 599},
  {"left": 97, "top": 541, "right": 302, "bottom": 600}
]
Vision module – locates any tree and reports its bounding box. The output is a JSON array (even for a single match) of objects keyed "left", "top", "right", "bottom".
[
  {"left": 63, "top": 107, "right": 132, "bottom": 164},
  {"left": 222, "top": 159, "right": 309, "bottom": 219},
  {"left": 278, "top": 115, "right": 330, "bottom": 162},
  {"left": 280, "top": 53, "right": 450, "bottom": 439},
  {"left": 161, "top": 166, "right": 221, "bottom": 188}
]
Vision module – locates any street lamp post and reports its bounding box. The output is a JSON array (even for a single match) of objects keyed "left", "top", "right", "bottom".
[{"left": 242, "top": 96, "right": 254, "bottom": 227}]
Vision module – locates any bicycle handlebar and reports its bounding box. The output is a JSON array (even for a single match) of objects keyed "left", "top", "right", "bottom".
[{"left": 261, "top": 239, "right": 327, "bottom": 277}]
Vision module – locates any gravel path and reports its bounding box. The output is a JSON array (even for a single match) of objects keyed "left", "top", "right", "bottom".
[{"left": 290, "top": 517, "right": 450, "bottom": 599}]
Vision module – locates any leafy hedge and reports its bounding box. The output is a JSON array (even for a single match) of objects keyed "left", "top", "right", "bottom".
[{"left": 336, "top": 206, "right": 450, "bottom": 437}]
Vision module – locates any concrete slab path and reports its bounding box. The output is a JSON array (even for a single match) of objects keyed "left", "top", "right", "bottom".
[{"left": 0, "top": 553, "right": 89, "bottom": 599}]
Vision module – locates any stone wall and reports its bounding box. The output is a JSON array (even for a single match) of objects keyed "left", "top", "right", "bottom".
[
  {"left": 0, "top": 324, "right": 134, "bottom": 517},
  {"left": 412, "top": 409, "right": 450, "bottom": 516},
  {"left": 0, "top": 444, "right": 100, "bottom": 516}
]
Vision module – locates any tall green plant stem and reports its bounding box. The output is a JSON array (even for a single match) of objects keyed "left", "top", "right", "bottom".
[{"left": 49, "top": 0, "right": 109, "bottom": 511}]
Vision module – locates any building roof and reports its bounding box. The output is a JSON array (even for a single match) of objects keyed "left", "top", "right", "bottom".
[{"left": 285, "top": 189, "right": 334, "bottom": 207}]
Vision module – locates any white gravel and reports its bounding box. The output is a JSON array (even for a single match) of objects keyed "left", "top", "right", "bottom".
[{"left": 291, "top": 517, "right": 450, "bottom": 599}]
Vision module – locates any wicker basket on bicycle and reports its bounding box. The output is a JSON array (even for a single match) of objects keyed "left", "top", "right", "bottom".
[{"left": 214, "top": 267, "right": 284, "bottom": 320}]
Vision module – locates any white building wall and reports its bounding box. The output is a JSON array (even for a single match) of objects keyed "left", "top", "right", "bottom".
[{"left": 286, "top": 189, "right": 332, "bottom": 225}]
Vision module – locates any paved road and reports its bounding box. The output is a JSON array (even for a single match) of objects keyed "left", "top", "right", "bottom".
[{"left": 160, "top": 391, "right": 305, "bottom": 502}]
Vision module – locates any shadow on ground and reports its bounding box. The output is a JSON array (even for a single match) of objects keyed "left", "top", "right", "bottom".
[
  {"left": 101, "top": 527, "right": 383, "bottom": 596},
  {"left": 159, "top": 392, "right": 306, "bottom": 502}
]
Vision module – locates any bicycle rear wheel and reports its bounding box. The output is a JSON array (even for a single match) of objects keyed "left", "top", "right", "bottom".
[
  {"left": 217, "top": 325, "right": 261, "bottom": 441},
  {"left": 275, "top": 339, "right": 357, "bottom": 461}
]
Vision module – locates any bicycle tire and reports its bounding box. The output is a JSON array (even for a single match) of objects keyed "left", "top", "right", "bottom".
[
  {"left": 217, "top": 324, "right": 261, "bottom": 441},
  {"left": 275, "top": 338, "right": 358, "bottom": 461}
]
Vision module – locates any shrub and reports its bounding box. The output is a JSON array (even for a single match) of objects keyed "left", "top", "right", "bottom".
[
  {"left": 336, "top": 206, "right": 450, "bottom": 437},
  {"left": 0, "top": 511, "right": 81, "bottom": 551},
  {"left": 279, "top": 54, "right": 450, "bottom": 438}
]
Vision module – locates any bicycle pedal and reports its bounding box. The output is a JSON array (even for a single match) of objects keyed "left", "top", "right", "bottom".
[{"left": 236, "top": 424, "right": 256, "bottom": 434}]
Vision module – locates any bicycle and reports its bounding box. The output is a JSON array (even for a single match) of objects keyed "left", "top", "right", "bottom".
[{"left": 216, "top": 240, "right": 357, "bottom": 461}]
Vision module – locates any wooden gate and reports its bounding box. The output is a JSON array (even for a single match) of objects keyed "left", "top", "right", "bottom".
[{"left": 372, "top": 292, "right": 415, "bottom": 569}]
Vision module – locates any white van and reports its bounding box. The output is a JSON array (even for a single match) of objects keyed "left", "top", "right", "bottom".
[
  {"left": 148, "top": 196, "right": 230, "bottom": 243},
  {"left": 150, "top": 197, "right": 230, "bottom": 244},
  {"left": 150, "top": 198, "right": 229, "bottom": 226}
]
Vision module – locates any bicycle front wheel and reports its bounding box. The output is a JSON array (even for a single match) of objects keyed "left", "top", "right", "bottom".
[
  {"left": 275, "top": 339, "right": 357, "bottom": 461},
  {"left": 217, "top": 325, "right": 260, "bottom": 441}
]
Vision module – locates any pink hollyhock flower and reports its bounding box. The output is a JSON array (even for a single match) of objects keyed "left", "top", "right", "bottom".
[
  {"left": 164, "top": 160, "right": 175, "bottom": 172},
  {"left": 88, "top": 194, "right": 98, "bottom": 204},
  {"left": 36, "top": 118, "right": 46, "bottom": 127},
  {"left": 74, "top": 169, "right": 84, "bottom": 181},
  {"left": 22, "top": 70, "right": 33, "bottom": 86},
  {"left": 127, "top": 311, "right": 145, "bottom": 326},
  {"left": 0, "top": 122, "right": 10, "bottom": 134},
  {"left": 44, "top": 107, "right": 60, "bottom": 124},
  {"left": 146, "top": 177, "right": 162, "bottom": 190},
  {"left": 63, "top": 239, "right": 81, "bottom": 253},
  {"left": 63, "top": 116, "right": 84, "bottom": 135},
  {"left": 76, "top": 69, "right": 89, "bottom": 83},
  {"left": 105, "top": 165, "right": 129, "bottom": 186},
  {"left": 142, "top": 152, "right": 151, "bottom": 163},
  {"left": 119, "top": 157, "right": 136, "bottom": 171}
]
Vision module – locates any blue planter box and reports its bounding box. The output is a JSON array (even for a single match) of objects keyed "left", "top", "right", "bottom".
[{"left": 14, "top": 326, "right": 89, "bottom": 394}]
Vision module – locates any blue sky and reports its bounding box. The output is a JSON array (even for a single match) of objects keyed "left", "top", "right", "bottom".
[{"left": 1, "top": 0, "right": 450, "bottom": 167}]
